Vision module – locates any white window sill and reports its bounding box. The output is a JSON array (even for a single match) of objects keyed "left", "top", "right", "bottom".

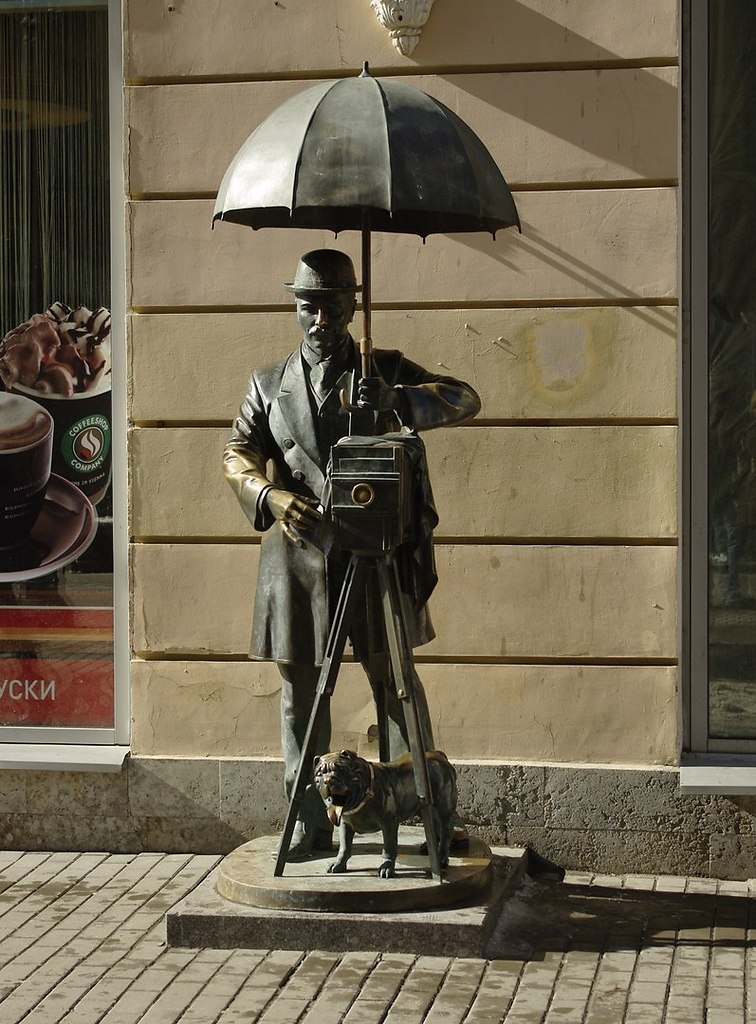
[
  {"left": 679, "top": 756, "right": 756, "bottom": 794},
  {"left": 0, "top": 744, "right": 129, "bottom": 773}
]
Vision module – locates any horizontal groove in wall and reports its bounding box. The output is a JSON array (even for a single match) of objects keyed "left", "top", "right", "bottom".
[
  {"left": 435, "top": 536, "right": 678, "bottom": 547},
  {"left": 132, "top": 650, "right": 678, "bottom": 666},
  {"left": 512, "top": 179, "right": 678, "bottom": 192},
  {"left": 414, "top": 655, "right": 679, "bottom": 666},
  {"left": 130, "top": 180, "right": 678, "bottom": 202},
  {"left": 132, "top": 535, "right": 261, "bottom": 545},
  {"left": 131, "top": 297, "right": 679, "bottom": 315},
  {"left": 446, "top": 418, "right": 679, "bottom": 427},
  {"left": 131, "top": 418, "right": 679, "bottom": 429},
  {"left": 127, "top": 57, "right": 678, "bottom": 87},
  {"left": 132, "top": 420, "right": 233, "bottom": 429},
  {"left": 129, "top": 535, "right": 678, "bottom": 547}
]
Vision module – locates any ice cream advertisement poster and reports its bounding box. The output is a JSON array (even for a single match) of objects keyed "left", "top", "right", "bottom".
[{"left": 0, "top": 305, "right": 114, "bottom": 730}]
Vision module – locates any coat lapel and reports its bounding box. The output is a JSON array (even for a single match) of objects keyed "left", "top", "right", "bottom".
[
  {"left": 275, "top": 341, "right": 386, "bottom": 471},
  {"left": 275, "top": 353, "right": 322, "bottom": 469}
]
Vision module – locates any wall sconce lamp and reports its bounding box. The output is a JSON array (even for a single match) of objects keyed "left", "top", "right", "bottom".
[{"left": 370, "top": 0, "right": 435, "bottom": 57}]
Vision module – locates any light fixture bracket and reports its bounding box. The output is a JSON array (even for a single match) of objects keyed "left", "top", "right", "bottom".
[{"left": 369, "top": 0, "right": 435, "bottom": 57}]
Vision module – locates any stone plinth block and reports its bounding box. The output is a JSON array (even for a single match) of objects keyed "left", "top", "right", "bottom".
[{"left": 166, "top": 831, "right": 527, "bottom": 958}]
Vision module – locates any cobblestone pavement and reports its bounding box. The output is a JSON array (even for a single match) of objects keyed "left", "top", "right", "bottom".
[{"left": 0, "top": 850, "right": 753, "bottom": 1023}]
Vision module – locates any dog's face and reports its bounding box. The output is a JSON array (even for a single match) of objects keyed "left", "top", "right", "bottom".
[{"left": 314, "top": 750, "right": 370, "bottom": 826}]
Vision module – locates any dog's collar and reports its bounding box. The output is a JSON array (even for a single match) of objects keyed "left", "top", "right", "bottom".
[{"left": 344, "top": 761, "right": 375, "bottom": 818}]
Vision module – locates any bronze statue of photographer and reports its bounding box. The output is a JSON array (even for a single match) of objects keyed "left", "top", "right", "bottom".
[{"left": 223, "top": 249, "right": 480, "bottom": 860}]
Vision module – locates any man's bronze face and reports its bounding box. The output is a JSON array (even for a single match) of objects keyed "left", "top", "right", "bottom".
[{"left": 297, "top": 292, "right": 356, "bottom": 359}]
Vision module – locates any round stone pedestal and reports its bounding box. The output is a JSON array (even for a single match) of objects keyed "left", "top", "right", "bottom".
[{"left": 216, "top": 827, "right": 493, "bottom": 913}]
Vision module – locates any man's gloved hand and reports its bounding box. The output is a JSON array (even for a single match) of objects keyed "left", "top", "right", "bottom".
[
  {"left": 357, "top": 376, "right": 400, "bottom": 413},
  {"left": 265, "top": 488, "right": 322, "bottom": 546}
]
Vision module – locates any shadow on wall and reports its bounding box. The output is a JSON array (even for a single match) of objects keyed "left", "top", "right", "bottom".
[
  {"left": 453, "top": 226, "right": 678, "bottom": 339},
  {"left": 422, "top": 1, "right": 679, "bottom": 341},
  {"left": 413, "top": 0, "right": 677, "bottom": 71},
  {"left": 446, "top": 69, "right": 677, "bottom": 184}
]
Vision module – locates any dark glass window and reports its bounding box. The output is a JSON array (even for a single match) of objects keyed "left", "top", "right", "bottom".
[{"left": 706, "top": 1, "right": 756, "bottom": 741}]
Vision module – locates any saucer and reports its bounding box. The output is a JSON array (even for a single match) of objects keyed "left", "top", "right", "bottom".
[{"left": 0, "top": 474, "right": 97, "bottom": 582}]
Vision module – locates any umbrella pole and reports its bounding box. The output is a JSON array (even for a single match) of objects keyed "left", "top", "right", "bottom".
[
  {"left": 341, "top": 217, "right": 374, "bottom": 421},
  {"left": 360, "top": 217, "right": 373, "bottom": 378}
]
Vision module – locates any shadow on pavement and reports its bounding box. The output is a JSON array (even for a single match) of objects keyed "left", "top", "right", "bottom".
[{"left": 487, "top": 877, "right": 755, "bottom": 961}]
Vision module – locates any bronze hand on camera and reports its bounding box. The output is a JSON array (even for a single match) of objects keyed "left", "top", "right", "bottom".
[{"left": 223, "top": 249, "right": 480, "bottom": 860}]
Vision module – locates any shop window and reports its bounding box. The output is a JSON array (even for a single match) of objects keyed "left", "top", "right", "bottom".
[
  {"left": 684, "top": 0, "right": 756, "bottom": 755},
  {"left": 0, "top": 0, "right": 124, "bottom": 753}
]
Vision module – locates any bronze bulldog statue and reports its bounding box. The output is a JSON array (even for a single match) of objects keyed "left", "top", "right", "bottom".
[{"left": 313, "top": 748, "right": 458, "bottom": 878}]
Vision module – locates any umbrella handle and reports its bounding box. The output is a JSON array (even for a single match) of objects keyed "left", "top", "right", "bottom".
[
  {"left": 339, "top": 334, "right": 373, "bottom": 413},
  {"left": 360, "top": 335, "right": 373, "bottom": 379},
  {"left": 339, "top": 387, "right": 358, "bottom": 413}
]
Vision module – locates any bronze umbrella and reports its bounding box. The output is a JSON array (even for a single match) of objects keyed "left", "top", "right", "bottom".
[{"left": 213, "top": 63, "right": 520, "bottom": 378}]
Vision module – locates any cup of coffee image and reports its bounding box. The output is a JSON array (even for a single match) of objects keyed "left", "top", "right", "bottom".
[
  {"left": 1, "top": 303, "right": 112, "bottom": 506},
  {"left": 0, "top": 392, "right": 54, "bottom": 548},
  {"left": 13, "top": 383, "right": 112, "bottom": 506}
]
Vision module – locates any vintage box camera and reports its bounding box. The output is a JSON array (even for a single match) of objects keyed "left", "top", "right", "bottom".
[{"left": 328, "top": 437, "right": 413, "bottom": 555}]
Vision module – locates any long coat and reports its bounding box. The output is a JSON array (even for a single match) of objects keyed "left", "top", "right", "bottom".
[{"left": 223, "top": 339, "right": 480, "bottom": 665}]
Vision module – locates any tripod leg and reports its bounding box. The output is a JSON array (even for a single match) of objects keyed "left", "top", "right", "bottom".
[
  {"left": 362, "top": 573, "right": 391, "bottom": 763},
  {"left": 273, "top": 554, "right": 364, "bottom": 876},
  {"left": 376, "top": 558, "right": 443, "bottom": 882}
]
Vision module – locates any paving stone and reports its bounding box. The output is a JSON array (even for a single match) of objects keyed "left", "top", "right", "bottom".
[
  {"left": 420, "top": 959, "right": 487, "bottom": 1024},
  {"left": 382, "top": 956, "right": 449, "bottom": 1021},
  {"left": 706, "top": 983, "right": 746, "bottom": 1009},
  {"left": 544, "top": 991, "right": 594, "bottom": 1021},
  {"left": 136, "top": 956, "right": 232, "bottom": 1024},
  {"left": 55, "top": 961, "right": 164, "bottom": 1024},
  {"left": 665, "top": 993, "right": 708, "bottom": 1012},
  {"left": 705, "top": 1009, "right": 745, "bottom": 1024},
  {"left": 299, "top": 953, "right": 378, "bottom": 1024},
  {"left": 717, "top": 880, "right": 750, "bottom": 897},
  {"left": 624, "top": 1003, "right": 663, "bottom": 1024},
  {"left": 564, "top": 871, "right": 594, "bottom": 885},
  {"left": 623, "top": 874, "right": 658, "bottom": 890},
  {"left": 654, "top": 875, "right": 688, "bottom": 893},
  {"left": 281, "top": 951, "right": 340, "bottom": 999},
  {"left": 685, "top": 877, "right": 720, "bottom": 895},
  {"left": 584, "top": 966, "right": 632, "bottom": 1022},
  {"left": 347, "top": 954, "right": 415, "bottom": 1007},
  {"left": 463, "top": 960, "right": 526, "bottom": 1022},
  {"left": 626, "top": 979, "right": 670, "bottom": 1003},
  {"left": 214, "top": 951, "right": 306, "bottom": 1023},
  {"left": 0, "top": 852, "right": 752, "bottom": 1024},
  {"left": 591, "top": 874, "right": 625, "bottom": 889},
  {"left": 710, "top": 950, "right": 745, "bottom": 975}
]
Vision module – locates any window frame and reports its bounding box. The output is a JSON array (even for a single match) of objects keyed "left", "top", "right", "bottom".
[{"left": 680, "top": 0, "right": 756, "bottom": 791}]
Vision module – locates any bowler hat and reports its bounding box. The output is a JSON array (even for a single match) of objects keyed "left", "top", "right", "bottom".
[{"left": 284, "top": 250, "right": 361, "bottom": 294}]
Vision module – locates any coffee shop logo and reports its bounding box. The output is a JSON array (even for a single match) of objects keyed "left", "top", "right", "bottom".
[
  {"left": 75, "top": 428, "right": 103, "bottom": 462},
  {"left": 62, "top": 414, "right": 110, "bottom": 474}
]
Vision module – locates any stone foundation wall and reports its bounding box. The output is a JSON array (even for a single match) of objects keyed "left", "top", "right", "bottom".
[{"left": 2, "top": 758, "right": 754, "bottom": 880}]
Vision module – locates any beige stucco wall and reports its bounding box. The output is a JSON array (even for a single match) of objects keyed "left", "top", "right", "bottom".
[{"left": 125, "top": 1, "right": 679, "bottom": 765}]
